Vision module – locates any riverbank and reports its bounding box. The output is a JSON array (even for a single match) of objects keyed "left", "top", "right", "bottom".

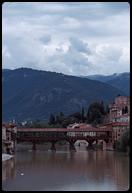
[{"left": 2, "top": 154, "right": 13, "bottom": 162}]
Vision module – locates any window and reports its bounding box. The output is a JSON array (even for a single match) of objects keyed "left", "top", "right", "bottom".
[
  {"left": 122, "top": 108, "right": 125, "bottom": 114},
  {"left": 124, "top": 106, "right": 128, "bottom": 114}
]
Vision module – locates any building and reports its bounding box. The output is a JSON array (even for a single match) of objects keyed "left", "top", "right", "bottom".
[
  {"left": 67, "top": 123, "right": 97, "bottom": 137},
  {"left": 105, "top": 95, "right": 130, "bottom": 145},
  {"left": 2, "top": 123, "right": 17, "bottom": 154},
  {"left": 109, "top": 95, "right": 130, "bottom": 122},
  {"left": 104, "top": 122, "right": 129, "bottom": 144},
  {"left": 112, "top": 114, "right": 129, "bottom": 123}
]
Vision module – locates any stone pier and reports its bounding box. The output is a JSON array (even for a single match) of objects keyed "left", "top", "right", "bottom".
[
  {"left": 50, "top": 141, "right": 56, "bottom": 151},
  {"left": 32, "top": 142, "right": 36, "bottom": 150},
  {"left": 69, "top": 140, "right": 76, "bottom": 151},
  {"left": 87, "top": 140, "right": 95, "bottom": 150}
]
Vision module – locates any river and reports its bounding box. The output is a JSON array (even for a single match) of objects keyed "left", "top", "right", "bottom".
[{"left": 2, "top": 144, "right": 129, "bottom": 191}]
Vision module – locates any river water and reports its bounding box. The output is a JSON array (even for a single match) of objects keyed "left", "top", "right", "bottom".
[{"left": 2, "top": 144, "right": 129, "bottom": 191}]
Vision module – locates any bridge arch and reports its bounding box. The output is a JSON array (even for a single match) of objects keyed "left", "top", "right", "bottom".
[
  {"left": 97, "top": 139, "right": 109, "bottom": 150},
  {"left": 74, "top": 140, "right": 88, "bottom": 147}
]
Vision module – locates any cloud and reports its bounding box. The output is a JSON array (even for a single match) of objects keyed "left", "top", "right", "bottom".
[
  {"left": 35, "top": 37, "right": 92, "bottom": 76},
  {"left": 88, "top": 44, "right": 130, "bottom": 74},
  {"left": 61, "top": 17, "right": 81, "bottom": 29},
  {"left": 2, "top": 46, "right": 11, "bottom": 58},
  {"left": 69, "top": 37, "right": 91, "bottom": 54},
  {"left": 39, "top": 35, "right": 51, "bottom": 44},
  {"left": 2, "top": 2, "right": 130, "bottom": 75}
]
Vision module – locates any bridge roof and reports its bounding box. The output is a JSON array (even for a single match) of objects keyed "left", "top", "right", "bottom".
[
  {"left": 2, "top": 123, "right": 17, "bottom": 128},
  {"left": 104, "top": 122, "right": 129, "bottom": 126},
  {"left": 17, "top": 127, "right": 112, "bottom": 132}
]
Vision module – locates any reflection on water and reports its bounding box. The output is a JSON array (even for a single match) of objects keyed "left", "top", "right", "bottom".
[
  {"left": 2, "top": 158, "right": 16, "bottom": 181},
  {"left": 2, "top": 145, "right": 129, "bottom": 191}
]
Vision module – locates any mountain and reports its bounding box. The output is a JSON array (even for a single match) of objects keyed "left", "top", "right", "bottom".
[
  {"left": 84, "top": 74, "right": 118, "bottom": 82},
  {"left": 106, "top": 73, "right": 130, "bottom": 96},
  {"left": 84, "top": 72, "right": 130, "bottom": 95},
  {"left": 2, "top": 69, "right": 11, "bottom": 72},
  {"left": 2, "top": 68, "right": 125, "bottom": 122}
]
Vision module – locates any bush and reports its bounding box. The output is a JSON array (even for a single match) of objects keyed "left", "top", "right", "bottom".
[{"left": 115, "top": 129, "right": 129, "bottom": 152}]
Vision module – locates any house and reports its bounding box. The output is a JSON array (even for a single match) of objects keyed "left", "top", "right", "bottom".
[
  {"left": 104, "top": 122, "right": 129, "bottom": 144},
  {"left": 67, "top": 123, "right": 97, "bottom": 137},
  {"left": 2, "top": 123, "right": 17, "bottom": 154},
  {"left": 109, "top": 95, "right": 130, "bottom": 122},
  {"left": 105, "top": 95, "right": 130, "bottom": 145}
]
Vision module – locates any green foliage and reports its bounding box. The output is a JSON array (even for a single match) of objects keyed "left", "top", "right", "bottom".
[
  {"left": 69, "top": 112, "right": 81, "bottom": 121},
  {"left": 86, "top": 102, "right": 106, "bottom": 126},
  {"left": 81, "top": 107, "right": 85, "bottom": 122},
  {"left": 115, "top": 129, "right": 129, "bottom": 152},
  {"left": 19, "top": 100, "right": 109, "bottom": 128},
  {"left": 49, "top": 114, "right": 55, "bottom": 125},
  {"left": 105, "top": 105, "right": 109, "bottom": 114},
  {"left": 61, "top": 119, "right": 70, "bottom": 128}
]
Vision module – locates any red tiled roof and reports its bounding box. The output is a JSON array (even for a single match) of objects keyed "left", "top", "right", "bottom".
[
  {"left": 17, "top": 127, "right": 112, "bottom": 132},
  {"left": 111, "top": 122, "right": 129, "bottom": 126},
  {"left": 103, "top": 122, "right": 129, "bottom": 126},
  {"left": 2, "top": 123, "right": 17, "bottom": 128}
]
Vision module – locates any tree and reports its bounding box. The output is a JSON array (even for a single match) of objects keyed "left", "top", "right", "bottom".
[
  {"left": 59, "top": 111, "right": 65, "bottom": 124},
  {"left": 100, "top": 101, "right": 105, "bottom": 115},
  {"left": 69, "top": 112, "right": 81, "bottom": 122},
  {"left": 55, "top": 115, "right": 60, "bottom": 124},
  {"left": 120, "top": 129, "right": 129, "bottom": 150},
  {"left": 115, "top": 129, "right": 129, "bottom": 152},
  {"left": 81, "top": 107, "right": 85, "bottom": 122},
  {"left": 55, "top": 112, "right": 65, "bottom": 125},
  {"left": 48, "top": 113, "right": 55, "bottom": 125},
  {"left": 62, "top": 118, "right": 71, "bottom": 128},
  {"left": 60, "top": 112, "right": 64, "bottom": 117},
  {"left": 86, "top": 102, "right": 105, "bottom": 126},
  {"left": 105, "top": 104, "right": 109, "bottom": 114}
]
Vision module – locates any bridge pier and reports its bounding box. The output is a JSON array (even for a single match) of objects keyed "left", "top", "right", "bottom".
[
  {"left": 69, "top": 141, "right": 76, "bottom": 151},
  {"left": 87, "top": 140, "right": 94, "bottom": 150},
  {"left": 104, "top": 139, "right": 113, "bottom": 150},
  {"left": 50, "top": 141, "right": 56, "bottom": 151},
  {"left": 32, "top": 142, "right": 36, "bottom": 151},
  {"left": 102, "top": 141, "right": 107, "bottom": 150}
]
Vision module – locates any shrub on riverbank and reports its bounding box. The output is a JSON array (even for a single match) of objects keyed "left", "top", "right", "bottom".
[{"left": 115, "top": 129, "right": 129, "bottom": 152}]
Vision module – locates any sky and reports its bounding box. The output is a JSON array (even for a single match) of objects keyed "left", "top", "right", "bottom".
[{"left": 2, "top": 2, "right": 130, "bottom": 76}]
